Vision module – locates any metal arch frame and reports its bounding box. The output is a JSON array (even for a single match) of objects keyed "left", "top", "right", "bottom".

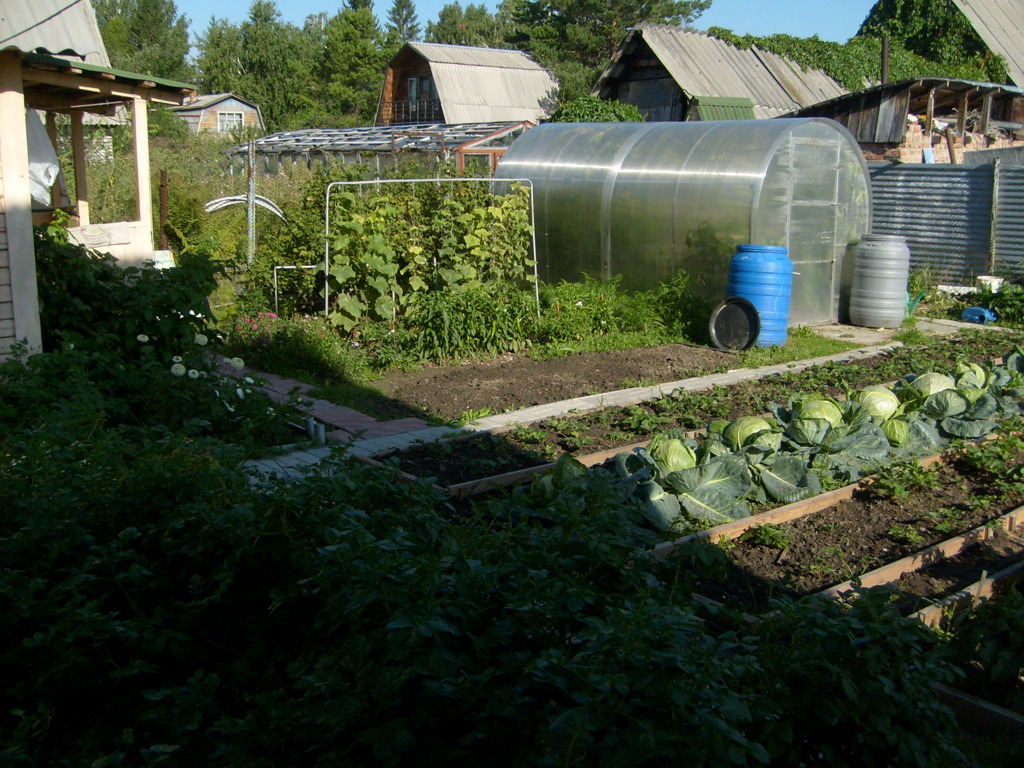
[{"left": 323, "top": 177, "right": 541, "bottom": 319}]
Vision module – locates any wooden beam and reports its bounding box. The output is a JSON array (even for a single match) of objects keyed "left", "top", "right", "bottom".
[
  {"left": 957, "top": 91, "right": 969, "bottom": 137},
  {"left": 22, "top": 69, "right": 188, "bottom": 105},
  {"left": 0, "top": 52, "right": 42, "bottom": 353},
  {"left": 981, "top": 91, "right": 993, "bottom": 135},
  {"left": 925, "top": 87, "right": 936, "bottom": 137},
  {"left": 131, "top": 97, "right": 153, "bottom": 249},
  {"left": 70, "top": 110, "right": 89, "bottom": 226}
]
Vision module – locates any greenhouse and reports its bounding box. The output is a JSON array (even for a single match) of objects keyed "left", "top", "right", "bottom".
[{"left": 494, "top": 118, "right": 871, "bottom": 325}]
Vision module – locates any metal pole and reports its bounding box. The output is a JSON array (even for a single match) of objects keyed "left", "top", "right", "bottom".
[{"left": 247, "top": 138, "right": 256, "bottom": 265}]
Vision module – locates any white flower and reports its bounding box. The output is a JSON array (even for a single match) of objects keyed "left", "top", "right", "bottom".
[
  {"left": 194, "top": 333, "right": 208, "bottom": 346},
  {"left": 170, "top": 363, "right": 186, "bottom": 376},
  {"left": 224, "top": 402, "right": 235, "bottom": 413},
  {"left": 244, "top": 376, "right": 254, "bottom": 384},
  {"left": 136, "top": 334, "right": 149, "bottom": 343},
  {"left": 575, "top": 301, "right": 584, "bottom": 307},
  {"left": 236, "top": 388, "right": 245, "bottom": 399},
  {"left": 66, "top": 343, "right": 74, "bottom": 350},
  {"left": 187, "top": 369, "right": 200, "bottom": 379},
  {"left": 199, "top": 371, "right": 208, "bottom": 378},
  {"left": 229, "top": 357, "right": 245, "bottom": 370},
  {"left": 172, "top": 355, "right": 183, "bottom": 363}
]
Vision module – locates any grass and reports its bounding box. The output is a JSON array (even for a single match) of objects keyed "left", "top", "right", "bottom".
[{"left": 739, "top": 325, "right": 861, "bottom": 367}]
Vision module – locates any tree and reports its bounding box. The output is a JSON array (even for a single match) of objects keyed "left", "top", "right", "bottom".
[
  {"left": 194, "top": 2, "right": 322, "bottom": 132},
  {"left": 320, "top": 8, "right": 387, "bottom": 125},
  {"left": 425, "top": 3, "right": 502, "bottom": 47},
  {"left": 94, "top": 0, "right": 194, "bottom": 82},
  {"left": 510, "top": 1, "right": 712, "bottom": 101},
  {"left": 858, "top": 0, "right": 1004, "bottom": 80},
  {"left": 385, "top": 0, "right": 421, "bottom": 42}
]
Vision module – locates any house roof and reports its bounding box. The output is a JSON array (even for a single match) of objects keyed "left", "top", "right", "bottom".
[
  {"left": 0, "top": 0, "right": 110, "bottom": 65},
  {"left": 398, "top": 42, "right": 558, "bottom": 123},
  {"left": 593, "top": 24, "right": 847, "bottom": 119},
  {"left": 20, "top": 52, "right": 196, "bottom": 114},
  {"left": 174, "top": 93, "right": 260, "bottom": 112},
  {"left": 953, "top": 0, "right": 1024, "bottom": 87}
]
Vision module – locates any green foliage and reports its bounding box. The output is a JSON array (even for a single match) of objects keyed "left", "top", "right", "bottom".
[
  {"left": 426, "top": 2, "right": 502, "bottom": 46},
  {"left": 706, "top": 25, "right": 1005, "bottom": 92},
  {"left": 94, "top": 0, "right": 195, "bottom": 82},
  {"left": 859, "top": 0, "right": 1004, "bottom": 80},
  {"left": 751, "top": 593, "right": 966, "bottom": 767},
  {"left": 33, "top": 223, "right": 216, "bottom": 363},
  {"left": 979, "top": 283, "right": 1024, "bottom": 328},
  {"left": 511, "top": 1, "right": 713, "bottom": 101},
  {"left": 222, "top": 312, "right": 372, "bottom": 382},
  {"left": 550, "top": 96, "right": 645, "bottom": 122},
  {"left": 945, "top": 589, "right": 1024, "bottom": 712},
  {"left": 405, "top": 282, "right": 537, "bottom": 361},
  {"left": 324, "top": 180, "right": 535, "bottom": 331}
]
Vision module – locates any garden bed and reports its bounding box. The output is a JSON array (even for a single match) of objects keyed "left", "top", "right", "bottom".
[
  {"left": 657, "top": 438, "right": 1024, "bottom": 619},
  {"left": 376, "top": 330, "right": 1024, "bottom": 489}
]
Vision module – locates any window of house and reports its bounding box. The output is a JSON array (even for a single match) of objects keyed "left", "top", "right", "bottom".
[{"left": 218, "top": 111, "right": 244, "bottom": 132}]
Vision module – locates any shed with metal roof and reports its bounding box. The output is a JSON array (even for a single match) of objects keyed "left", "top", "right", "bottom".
[
  {"left": 376, "top": 42, "right": 558, "bottom": 126},
  {"left": 592, "top": 24, "right": 847, "bottom": 121}
]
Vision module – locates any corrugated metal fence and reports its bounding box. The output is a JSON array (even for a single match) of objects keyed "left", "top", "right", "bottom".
[{"left": 869, "top": 162, "right": 1024, "bottom": 284}]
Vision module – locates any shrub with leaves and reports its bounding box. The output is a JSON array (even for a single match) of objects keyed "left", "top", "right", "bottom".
[{"left": 223, "top": 311, "right": 370, "bottom": 381}]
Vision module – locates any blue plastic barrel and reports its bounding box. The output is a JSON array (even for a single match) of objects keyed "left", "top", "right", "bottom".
[{"left": 727, "top": 244, "right": 793, "bottom": 347}]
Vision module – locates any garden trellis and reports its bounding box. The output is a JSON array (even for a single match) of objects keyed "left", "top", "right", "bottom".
[{"left": 321, "top": 177, "right": 541, "bottom": 327}]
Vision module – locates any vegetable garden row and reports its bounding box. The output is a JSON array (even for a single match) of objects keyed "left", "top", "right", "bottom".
[{"left": 359, "top": 333, "right": 1024, "bottom": 725}]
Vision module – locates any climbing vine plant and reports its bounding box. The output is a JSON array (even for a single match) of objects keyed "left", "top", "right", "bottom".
[
  {"left": 323, "top": 181, "right": 535, "bottom": 331},
  {"left": 705, "top": 26, "right": 1006, "bottom": 93}
]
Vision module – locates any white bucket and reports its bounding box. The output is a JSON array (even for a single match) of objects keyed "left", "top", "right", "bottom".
[{"left": 977, "top": 275, "right": 1004, "bottom": 293}]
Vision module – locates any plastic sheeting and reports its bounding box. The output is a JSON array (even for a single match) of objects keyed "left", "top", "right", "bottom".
[
  {"left": 26, "top": 110, "right": 60, "bottom": 207},
  {"left": 494, "top": 118, "right": 871, "bottom": 325}
]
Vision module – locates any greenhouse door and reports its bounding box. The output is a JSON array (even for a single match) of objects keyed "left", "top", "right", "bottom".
[{"left": 787, "top": 136, "right": 843, "bottom": 325}]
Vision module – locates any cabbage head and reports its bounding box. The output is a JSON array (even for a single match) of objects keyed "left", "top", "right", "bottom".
[
  {"left": 722, "top": 416, "right": 772, "bottom": 450},
  {"left": 881, "top": 418, "right": 910, "bottom": 447},
  {"left": 854, "top": 385, "right": 900, "bottom": 420},
  {"left": 648, "top": 434, "right": 697, "bottom": 474},
  {"left": 956, "top": 362, "right": 988, "bottom": 390},
  {"left": 797, "top": 399, "right": 843, "bottom": 427},
  {"left": 908, "top": 372, "right": 956, "bottom": 396}
]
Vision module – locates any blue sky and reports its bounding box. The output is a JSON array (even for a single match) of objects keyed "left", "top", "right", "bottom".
[{"left": 174, "top": 1, "right": 878, "bottom": 44}]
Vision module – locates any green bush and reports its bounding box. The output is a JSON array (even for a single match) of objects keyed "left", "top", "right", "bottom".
[
  {"left": 404, "top": 281, "right": 537, "bottom": 361},
  {"left": 222, "top": 311, "right": 371, "bottom": 382},
  {"left": 34, "top": 222, "right": 217, "bottom": 363}
]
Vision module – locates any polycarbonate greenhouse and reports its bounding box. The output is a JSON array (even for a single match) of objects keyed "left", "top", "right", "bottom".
[{"left": 494, "top": 119, "right": 871, "bottom": 325}]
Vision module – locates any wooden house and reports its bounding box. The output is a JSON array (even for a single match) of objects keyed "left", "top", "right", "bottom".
[
  {"left": 376, "top": 42, "right": 557, "bottom": 126},
  {"left": 592, "top": 24, "right": 846, "bottom": 121},
  {"left": 172, "top": 93, "right": 265, "bottom": 135},
  {"left": 0, "top": 0, "right": 194, "bottom": 357}
]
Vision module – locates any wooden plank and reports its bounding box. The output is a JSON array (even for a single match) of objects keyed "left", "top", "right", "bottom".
[
  {"left": 933, "top": 682, "right": 1024, "bottom": 739},
  {"left": 913, "top": 557, "right": 1024, "bottom": 628},
  {"left": 818, "top": 504, "right": 1024, "bottom": 598}
]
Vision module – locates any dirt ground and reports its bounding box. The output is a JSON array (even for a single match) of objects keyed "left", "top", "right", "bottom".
[{"left": 370, "top": 343, "right": 739, "bottom": 421}]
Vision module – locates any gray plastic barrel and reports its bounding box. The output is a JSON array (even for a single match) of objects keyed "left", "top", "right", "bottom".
[
  {"left": 727, "top": 244, "right": 793, "bottom": 347},
  {"left": 849, "top": 234, "right": 911, "bottom": 328}
]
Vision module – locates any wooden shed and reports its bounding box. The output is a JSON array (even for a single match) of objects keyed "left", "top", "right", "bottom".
[
  {"left": 789, "top": 78, "right": 1024, "bottom": 163},
  {"left": 172, "top": 93, "right": 265, "bottom": 135},
  {"left": 593, "top": 24, "right": 846, "bottom": 121},
  {"left": 376, "top": 42, "right": 557, "bottom": 126}
]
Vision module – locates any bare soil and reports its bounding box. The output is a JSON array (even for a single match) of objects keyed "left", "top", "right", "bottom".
[
  {"left": 696, "top": 452, "right": 1024, "bottom": 616},
  {"left": 370, "top": 343, "right": 738, "bottom": 422}
]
